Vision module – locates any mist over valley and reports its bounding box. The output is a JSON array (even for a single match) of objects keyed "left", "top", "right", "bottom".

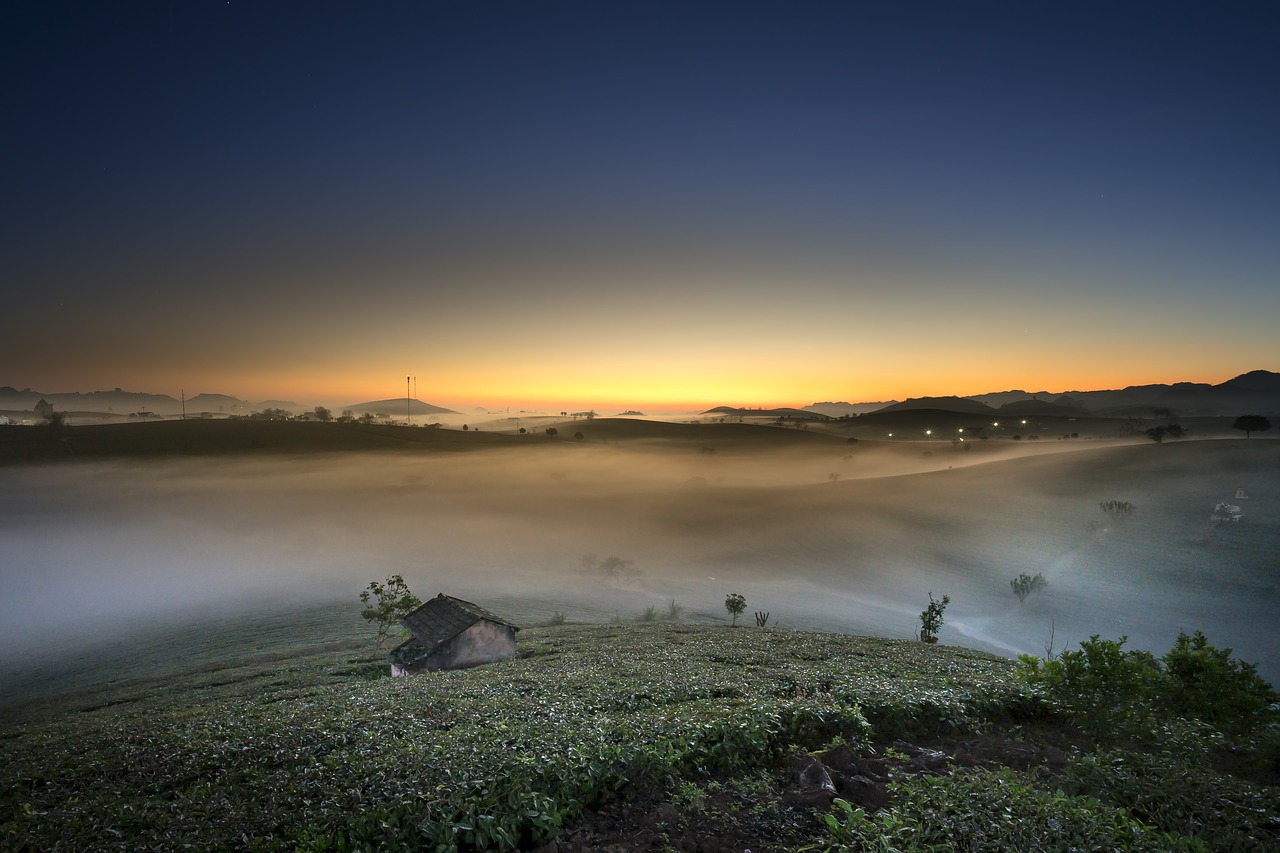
[{"left": 3, "top": 415, "right": 1276, "bottom": 701}]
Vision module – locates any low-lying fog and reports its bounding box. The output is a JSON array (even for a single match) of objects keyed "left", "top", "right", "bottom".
[{"left": 2, "top": 435, "right": 1277, "bottom": 687}]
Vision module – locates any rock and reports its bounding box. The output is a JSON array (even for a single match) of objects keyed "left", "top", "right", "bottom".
[
  {"left": 783, "top": 751, "right": 837, "bottom": 808},
  {"left": 839, "top": 773, "right": 890, "bottom": 811}
]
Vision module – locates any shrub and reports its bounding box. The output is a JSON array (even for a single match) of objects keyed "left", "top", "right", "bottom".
[
  {"left": 917, "top": 592, "right": 949, "bottom": 644},
  {"left": 1099, "top": 499, "right": 1135, "bottom": 522},
  {"left": 1017, "top": 631, "right": 1277, "bottom": 741},
  {"left": 1161, "top": 630, "right": 1277, "bottom": 734},
  {"left": 1017, "top": 635, "right": 1163, "bottom": 734},
  {"left": 1010, "top": 572, "right": 1047, "bottom": 605}
]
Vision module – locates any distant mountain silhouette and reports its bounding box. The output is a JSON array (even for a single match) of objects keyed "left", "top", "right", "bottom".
[
  {"left": 342, "top": 398, "right": 460, "bottom": 416},
  {"left": 996, "top": 399, "right": 1088, "bottom": 417},
  {"left": 876, "top": 396, "right": 996, "bottom": 415},
  {"left": 0, "top": 387, "right": 181, "bottom": 414},
  {"left": 966, "top": 390, "right": 1055, "bottom": 408},
  {"left": 702, "top": 406, "right": 825, "bottom": 418},
  {"left": 804, "top": 401, "right": 898, "bottom": 417},
  {"left": 806, "top": 371, "right": 1276, "bottom": 419},
  {"left": 187, "top": 393, "right": 253, "bottom": 412}
]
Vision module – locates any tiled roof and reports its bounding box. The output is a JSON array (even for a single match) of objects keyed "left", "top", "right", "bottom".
[{"left": 400, "top": 594, "right": 517, "bottom": 647}]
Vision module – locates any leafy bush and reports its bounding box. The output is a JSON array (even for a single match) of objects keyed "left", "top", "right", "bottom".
[
  {"left": 1017, "top": 635, "right": 1162, "bottom": 735},
  {"left": 917, "top": 592, "right": 949, "bottom": 644},
  {"left": 1009, "top": 572, "right": 1047, "bottom": 605},
  {"left": 1018, "top": 631, "right": 1276, "bottom": 741},
  {"left": 1161, "top": 630, "right": 1277, "bottom": 734},
  {"left": 1098, "top": 499, "right": 1135, "bottom": 522}
]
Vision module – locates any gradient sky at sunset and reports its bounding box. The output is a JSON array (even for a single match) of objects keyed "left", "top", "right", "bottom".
[{"left": 5, "top": 1, "right": 1277, "bottom": 411}]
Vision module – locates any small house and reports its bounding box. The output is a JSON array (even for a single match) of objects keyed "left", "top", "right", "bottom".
[{"left": 388, "top": 594, "right": 519, "bottom": 677}]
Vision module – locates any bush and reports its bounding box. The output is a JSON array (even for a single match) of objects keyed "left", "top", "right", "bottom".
[
  {"left": 917, "top": 592, "right": 949, "bottom": 644},
  {"left": 1099, "top": 499, "right": 1135, "bottom": 522},
  {"left": 1009, "top": 572, "right": 1047, "bottom": 605},
  {"left": 1017, "top": 635, "right": 1162, "bottom": 734},
  {"left": 1018, "top": 631, "right": 1277, "bottom": 741},
  {"left": 1161, "top": 630, "right": 1277, "bottom": 734}
]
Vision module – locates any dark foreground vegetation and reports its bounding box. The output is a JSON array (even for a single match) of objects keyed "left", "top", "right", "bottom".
[{"left": 2, "top": 623, "right": 1276, "bottom": 851}]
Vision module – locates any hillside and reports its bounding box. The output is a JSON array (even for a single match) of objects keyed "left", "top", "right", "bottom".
[
  {"left": 343, "top": 398, "right": 460, "bottom": 416},
  {"left": 1, "top": 621, "right": 1275, "bottom": 851},
  {"left": 0, "top": 418, "right": 527, "bottom": 461}
]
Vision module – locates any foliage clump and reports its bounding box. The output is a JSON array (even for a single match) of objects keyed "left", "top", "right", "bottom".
[
  {"left": 724, "top": 593, "right": 746, "bottom": 626},
  {"left": 1017, "top": 631, "right": 1277, "bottom": 738},
  {"left": 1010, "top": 572, "right": 1047, "bottom": 605},
  {"left": 1098, "top": 499, "right": 1135, "bottom": 522},
  {"left": 1232, "top": 414, "right": 1271, "bottom": 438},
  {"left": 358, "top": 574, "right": 422, "bottom": 650},
  {"left": 917, "top": 592, "right": 949, "bottom": 643}
]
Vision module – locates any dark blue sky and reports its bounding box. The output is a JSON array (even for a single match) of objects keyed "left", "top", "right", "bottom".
[{"left": 5, "top": 1, "right": 1277, "bottom": 407}]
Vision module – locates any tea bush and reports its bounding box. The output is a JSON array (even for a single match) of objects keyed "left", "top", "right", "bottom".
[{"left": 819, "top": 770, "right": 1206, "bottom": 852}]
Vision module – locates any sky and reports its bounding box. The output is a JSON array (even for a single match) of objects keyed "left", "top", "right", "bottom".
[{"left": 4, "top": 1, "right": 1278, "bottom": 412}]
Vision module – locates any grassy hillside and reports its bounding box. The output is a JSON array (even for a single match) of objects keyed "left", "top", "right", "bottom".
[{"left": 2, "top": 621, "right": 1275, "bottom": 851}]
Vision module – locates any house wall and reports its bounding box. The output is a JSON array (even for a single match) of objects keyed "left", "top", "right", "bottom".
[{"left": 425, "top": 620, "right": 516, "bottom": 672}]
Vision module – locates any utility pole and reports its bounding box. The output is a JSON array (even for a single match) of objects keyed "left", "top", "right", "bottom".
[
  {"left": 406, "top": 375, "right": 411, "bottom": 425},
  {"left": 181, "top": 389, "right": 186, "bottom": 420}
]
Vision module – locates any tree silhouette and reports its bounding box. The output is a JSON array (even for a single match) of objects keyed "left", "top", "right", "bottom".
[
  {"left": 1232, "top": 415, "right": 1271, "bottom": 438},
  {"left": 724, "top": 593, "right": 746, "bottom": 626}
]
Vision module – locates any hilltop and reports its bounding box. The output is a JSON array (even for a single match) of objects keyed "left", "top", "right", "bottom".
[
  {"left": 1, "top": 621, "right": 1274, "bottom": 851},
  {"left": 815, "top": 370, "right": 1280, "bottom": 419},
  {"left": 342, "top": 398, "right": 460, "bottom": 416}
]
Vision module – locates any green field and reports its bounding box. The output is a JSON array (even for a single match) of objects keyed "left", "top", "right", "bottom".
[{"left": 2, "top": 618, "right": 1276, "bottom": 851}]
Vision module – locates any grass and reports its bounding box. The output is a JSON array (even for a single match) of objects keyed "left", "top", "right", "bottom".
[{"left": 3, "top": 620, "right": 1275, "bottom": 851}]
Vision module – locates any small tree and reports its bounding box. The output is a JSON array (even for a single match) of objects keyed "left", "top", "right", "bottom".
[
  {"left": 724, "top": 593, "right": 746, "bottom": 626},
  {"left": 1232, "top": 415, "right": 1272, "bottom": 439},
  {"left": 359, "top": 574, "right": 422, "bottom": 651},
  {"left": 918, "top": 592, "right": 950, "bottom": 644},
  {"left": 545, "top": 427, "right": 558, "bottom": 437},
  {"left": 574, "top": 431, "right": 584, "bottom": 441},
  {"left": 44, "top": 410, "right": 67, "bottom": 436},
  {"left": 1010, "top": 572, "right": 1047, "bottom": 605},
  {"left": 313, "top": 406, "right": 332, "bottom": 421},
  {"left": 1099, "top": 500, "right": 1135, "bottom": 522}
]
